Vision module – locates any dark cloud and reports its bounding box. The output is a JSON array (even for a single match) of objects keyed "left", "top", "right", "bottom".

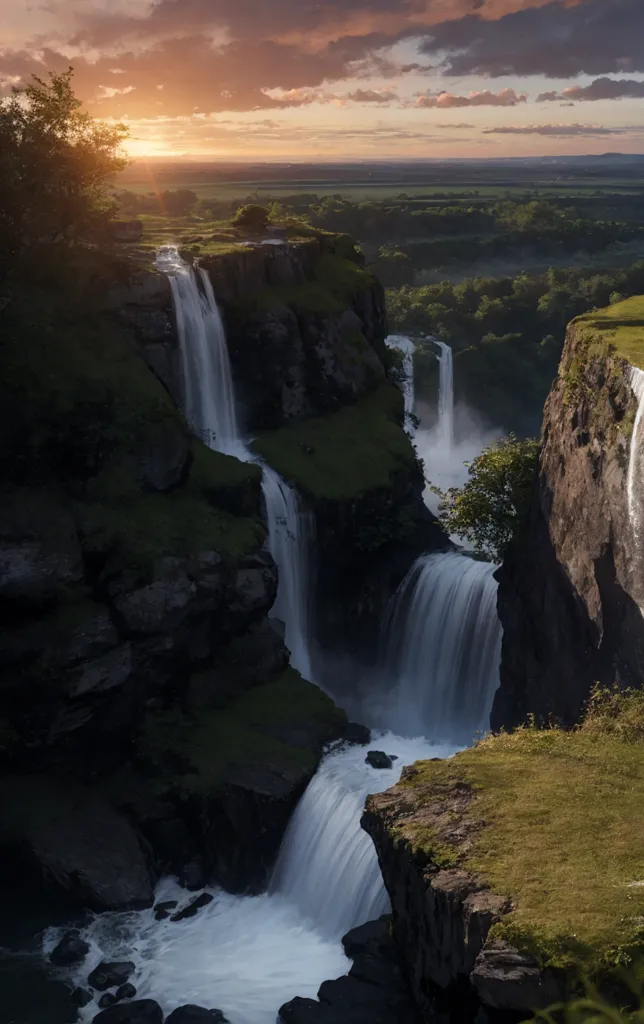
[
  {"left": 414, "top": 87, "right": 526, "bottom": 107},
  {"left": 483, "top": 122, "right": 639, "bottom": 136},
  {"left": 539, "top": 77, "right": 644, "bottom": 102},
  {"left": 421, "top": 0, "right": 643, "bottom": 79}
]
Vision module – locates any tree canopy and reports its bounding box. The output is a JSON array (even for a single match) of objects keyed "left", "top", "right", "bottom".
[
  {"left": 0, "top": 68, "right": 128, "bottom": 278},
  {"left": 434, "top": 434, "right": 539, "bottom": 561}
]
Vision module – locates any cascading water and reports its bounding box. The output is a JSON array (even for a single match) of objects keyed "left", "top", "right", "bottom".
[
  {"left": 433, "top": 339, "right": 454, "bottom": 451},
  {"left": 156, "top": 246, "right": 314, "bottom": 675},
  {"left": 627, "top": 367, "right": 644, "bottom": 552},
  {"left": 382, "top": 551, "right": 502, "bottom": 745},
  {"left": 40, "top": 254, "right": 504, "bottom": 1024},
  {"left": 385, "top": 334, "right": 415, "bottom": 426},
  {"left": 155, "top": 247, "right": 242, "bottom": 457}
]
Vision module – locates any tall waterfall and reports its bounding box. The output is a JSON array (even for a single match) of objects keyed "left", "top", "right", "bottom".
[
  {"left": 156, "top": 247, "right": 242, "bottom": 457},
  {"left": 157, "top": 246, "right": 314, "bottom": 676},
  {"left": 433, "top": 339, "right": 455, "bottom": 451},
  {"left": 627, "top": 367, "right": 644, "bottom": 552},
  {"left": 383, "top": 551, "right": 502, "bottom": 744}
]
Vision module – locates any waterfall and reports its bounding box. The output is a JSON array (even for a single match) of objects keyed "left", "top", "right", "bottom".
[
  {"left": 156, "top": 246, "right": 242, "bottom": 457},
  {"left": 627, "top": 367, "right": 644, "bottom": 554},
  {"left": 385, "top": 335, "right": 415, "bottom": 426},
  {"left": 262, "top": 465, "right": 314, "bottom": 680},
  {"left": 382, "top": 551, "right": 502, "bottom": 745},
  {"left": 157, "top": 246, "right": 315, "bottom": 677},
  {"left": 433, "top": 339, "right": 454, "bottom": 451}
]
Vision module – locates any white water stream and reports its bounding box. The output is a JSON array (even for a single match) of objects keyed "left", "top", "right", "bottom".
[{"left": 43, "top": 260, "right": 503, "bottom": 1024}]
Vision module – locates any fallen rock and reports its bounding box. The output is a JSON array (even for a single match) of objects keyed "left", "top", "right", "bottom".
[
  {"left": 92, "top": 1000, "right": 164, "bottom": 1024},
  {"left": 88, "top": 961, "right": 136, "bottom": 992},
  {"left": 0, "top": 777, "right": 155, "bottom": 912},
  {"left": 153, "top": 899, "right": 178, "bottom": 921},
  {"left": 72, "top": 988, "right": 93, "bottom": 1008},
  {"left": 170, "top": 892, "right": 214, "bottom": 922},
  {"left": 166, "top": 1006, "right": 230, "bottom": 1024},
  {"left": 365, "top": 750, "right": 393, "bottom": 770},
  {"left": 50, "top": 930, "right": 90, "bottom": 966},
  {"left": 278, "top": 998, "right": 332, "bottom": 1024},
  {"left": 116, "top": 983, "right": 138, "bottom": 1002},
  {"left": 99, "top": 993, "right": 118, "bottom": 1010}
]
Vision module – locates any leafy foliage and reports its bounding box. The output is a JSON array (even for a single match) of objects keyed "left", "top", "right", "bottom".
[
  {"left": 530, "top": 977, "right": 644, "bottom": 1023},
  {"left": 232, "top": 203, "right": 270, "bottom": 231},
  {"left": 0, "top": 68, "right": 128, "bottom": 278},
  {"left": 435, "top": 434, "right": 539, "bottom": 560}
]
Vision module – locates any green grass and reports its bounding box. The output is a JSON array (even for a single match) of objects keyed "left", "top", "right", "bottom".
[
  {"left": 575, "top": 295, "right": 644, "bottom": 369},
  {"left": 138, "top": 667, "right": 346, "bottom": 794},
  {"left": 393, "top": 695, "right": 644, "bottom": 978},
  {"left": 251, "top": 384, "right": 415, "bottom": 501}
]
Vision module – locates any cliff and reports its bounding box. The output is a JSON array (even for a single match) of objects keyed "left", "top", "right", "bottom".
[
  {"left": 0, "top": 236, "right": 441, "bottom": 912},
  {"left": 494, "top": 295, "right": 644, "bottom": 729},
  {"left": 363, "top": 714, "right": 644, "bottom": 1018}
]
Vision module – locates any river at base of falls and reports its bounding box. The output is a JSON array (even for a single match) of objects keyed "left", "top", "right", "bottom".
[{"left": 46, "top": 735, "right": 456, "bottom": 1024}]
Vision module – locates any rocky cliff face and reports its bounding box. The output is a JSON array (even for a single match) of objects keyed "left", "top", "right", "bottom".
[
  {"left": 113, "top": 236, "right": 390, "bottom": 433},
  {"left": 494, "top": 302, "right": 644, "bottom": 729}
]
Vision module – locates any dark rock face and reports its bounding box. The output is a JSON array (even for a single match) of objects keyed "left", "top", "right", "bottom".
[
  {"left": 50, "top": 930, "right": 90, "bottom": 966},
  {"left": 92, "top": 1000, "right": 164, "bottom": 1024},
  {"left": 87, "top": 961, "right": 136, "bottom": 992},
  {"left": 494, "top": 325, "right": 644, "bottom": 729},
  {"left": 73, "top": 988, "right": 94, "bottom": 1007},
  {"left": 0, "top": 778, "right": 154, "bottom": 911},
  {"left": 279, "top": 915, "right": 420, "bottom": 1024},
  {"left": 165, "top": 1007, "right": 230, "bottom": 1024}
]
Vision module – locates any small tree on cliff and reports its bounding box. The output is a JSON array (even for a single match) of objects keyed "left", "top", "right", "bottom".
[
  {"left": 0, "top": 68, "right": 128, "bottom": 277},
  {"left": 232, "top": 204, "right": 270, "bottom": 232},
  {"left": 433, "top": 434, "right": 539, "bottom": 561}
]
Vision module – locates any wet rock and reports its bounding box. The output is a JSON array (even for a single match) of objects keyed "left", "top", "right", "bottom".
[
  {"left": 99, "top": 993, "right": 118, "bottom": 1009},
  {"left": 50, "top": 930, "right": 90, "bottom": 966},
  {"left": 318, "top": 974, "right": 413, "bottom": 1023},
  {"left": 0, "top": 777, "right": 155, "bottom": 911},
  {"left": 153, "top": 899, "right": 178, "bottom": 921},
  {"left": 92, "top": 1000, "right": 164, "bottom": 1024},
  {"left": 342, "top": 917, "right": 392, "bottom": 960},
  {"left": 170, "top": 892, "right": 214, "bottom": 921},
  {"left": 166, "top": 1007, "right": 230, "bottom": 1024},
  {"left": 278, "top": 998, "right": 333, "bottom": 1024},
  {"left": 343, "top": 723, "right": 371, "bottom": 746},
  {"left": 88, "top": 961, "right": 136, "bottom": 992},
  {"left": 72, "top": 988, "right": 93, "bottom": 1008},
  {"left": 178, "top": 858, "right": 208, "bottom": 891},
  {"left": 116, "top": 983, "right": 138, "bottom": 1002},
  {"left": 365, "top": 750, "right": 393, "bottom": 770}
]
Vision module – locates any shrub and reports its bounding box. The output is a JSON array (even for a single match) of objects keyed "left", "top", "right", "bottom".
[{"left": 232, "top": 204, "right": 270, "bottom": 231}]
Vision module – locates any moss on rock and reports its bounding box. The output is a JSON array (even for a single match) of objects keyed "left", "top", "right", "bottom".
[
  {"left": 377, "top": 704, "right": 644, "bottom": 979},
  {"left": 251, "top": 384, "right": 417, "bottom": 501}
]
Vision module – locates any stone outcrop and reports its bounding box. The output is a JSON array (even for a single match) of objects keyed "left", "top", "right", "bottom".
[
  {"left": 494, "top": 314, "right": 644, "bottom": 729},
  {"left": 362, "top": 770, "right": 565, "bottom": 1019}
]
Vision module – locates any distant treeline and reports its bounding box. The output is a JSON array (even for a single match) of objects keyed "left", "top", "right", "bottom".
[{"left": 390, "top": 261, "right": 644, "bottom": 435}]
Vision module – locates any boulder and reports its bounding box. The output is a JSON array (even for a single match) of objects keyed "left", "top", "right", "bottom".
[
  {"left": 343, "top": 723, "right": 371, "bottom": 746},
  {"left": 67, "top": 643, "right": 133, "bottom": 698},
  {"left": 342, "top": 917, "right": 392, "bottom": 960},
  {"left": 116, "top": 983, "right": 138, "bottom": 1002},
  {"left": 92, "top": 1000, "right": 164, "bottom": 1024},
  {"left": 170, "top": 892, "right": 214, "bottom": 921},
  {"left": 365, "top": 751, "right": 393, "bottom": 770},
  {"left": 88, "top": 961, "right": 136, "bottom": 992},
  {"left": 49, "top": 930, "right": 90, "bottom": 967},
  {"left": 72, "top": 988, "right": 93, "bottom": 1007},
  {"left": 113, "top": 567, "right": 196, "bottom": 636},
  {"left": 0, "top": 777, "right": 154, "bottom": 911},
  {"left": 153, "top": 899, "right": 178, "bottom": 921},
  {"left": 166, "top": 1007, "right": 230, "bottom": 1024},
  {"left": 99, "top": 993, "right": 118, "bottom": 1009}
]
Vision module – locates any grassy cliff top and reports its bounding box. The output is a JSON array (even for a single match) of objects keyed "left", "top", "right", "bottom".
[
  {"left": 378, "top": 689, "right": 644, "bottom": 977},
  {"left": 251, "top": 384, "right": 416, "bottom": 501},
  {"left": 576, "top": 295, "right": 644, "bottom": 369}
]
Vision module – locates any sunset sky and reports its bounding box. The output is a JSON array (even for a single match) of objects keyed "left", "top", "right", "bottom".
[{"left": 0, "top": 0, "right": 642, "bottom": 160}]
